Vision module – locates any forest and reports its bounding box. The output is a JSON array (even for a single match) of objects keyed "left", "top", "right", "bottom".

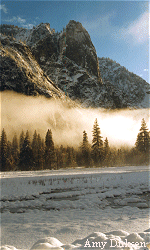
[{"left": 0, "top": 118, "right": 149, "bottom": 171}]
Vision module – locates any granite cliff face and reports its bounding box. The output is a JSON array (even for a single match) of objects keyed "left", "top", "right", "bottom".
[
  {"left": 0, "top": 21, "right": 149, "bottom": 109},
  {"left": 0, "top": 33, "right": 64, "bottom": 99},
  {"left": 98, "top": 57, "right": 149, "bottom": 108},
  {"left": 63, "top": 20, "right": 101, "bottom": 80}
]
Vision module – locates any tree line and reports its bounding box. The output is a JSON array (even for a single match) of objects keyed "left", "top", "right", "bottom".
[{"left": 0, "top": 118, "right": 149, "bottom": 171}]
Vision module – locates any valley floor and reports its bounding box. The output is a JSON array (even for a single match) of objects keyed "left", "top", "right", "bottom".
[{"left": 0, "top": 166, "right": 149, "bottom": 249}]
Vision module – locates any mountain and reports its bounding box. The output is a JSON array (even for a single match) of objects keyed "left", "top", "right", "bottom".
[
  {"left": 0, "top": 33, "right": 63, "bottom": 98},
  {"left": 98, "top": 57, "right": 149, "bottom": 109},
  {"left": 0, "top": 22, "right": 149, "bottom": 109}
]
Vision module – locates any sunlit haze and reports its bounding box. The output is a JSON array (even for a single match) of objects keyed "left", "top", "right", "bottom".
[{"left": 1, "top": 92, "right": 149, "bottom": 148}]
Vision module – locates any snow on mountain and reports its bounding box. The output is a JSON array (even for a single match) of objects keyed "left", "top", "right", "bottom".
[
  {"left": 99, "top": 57, "right": 149, "bottom": 109},
  {"left": 29, "top": 20, "right": 104, "bottom": 108},
  {"left": 0, "top": 33, "right": 79, "bottom": 109},
  {"left": 0, "top": 33, "right": 62, "bottom": 98},
  {"left": 0, "top": 22, "right": 149, "bottom": 109},
  {"left": 0, "top": 23, "right": 54, "bottom": 46}
]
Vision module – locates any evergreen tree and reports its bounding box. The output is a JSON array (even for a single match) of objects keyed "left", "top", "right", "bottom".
[
  {"left": 81, "top": 130, "right": 92, "bottom": 167},
  {"left": 56, "top": 145, "right": 69, "bottom": 169},
  {"left": 0, "top": 129, "right": 8, "bottom": 171},
  {"left": 135, "top": 118, "right": 149, "bottom": 154},
  {"left": 37, "top": 134, "right": 45, "bottom": 170},
  {"left": 6, "top": 140, "right": 15, "bottom": 171},
  {"left": 19, "top": 130, "right": 33, "bottom": 171},
  {"left": 32, "top": 130, "right": 38, "bottom": 169},
  {"left": 19, "top": 130, "right": 25, "bottom": 151},
  {"left": 103, "top": 137, "right": 110, "bottom": 166},
  {"left": 82, "top": 131, "right": 89, "bottom": 149},
  {"left": 104, "top": 137, "right": 109, "bottom": 157},
  {"left": 11, "top": 133, "right": 19, "bottom": 169},
  {"left": 91, "top": 119, "right": 103, "bottom": 165},
  {"left": 56, "top": 145, "right": 64, "bottom": 169},
  {"left": 66, "top": 146, "right": 77, "bottom": 168},
  {"left": 116, "top": 148, "right": 125, "bottom": 166},
  {"left": 45, "top": 129, "right": 55, "bottom": 169}
]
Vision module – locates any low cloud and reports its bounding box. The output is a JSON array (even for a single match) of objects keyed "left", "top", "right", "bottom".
[
  {"left": 0, "top": 4, "right": 8, "bottom": 14},
  {"left": 1, "top": 91, "right": 149, "bottom": 148}
]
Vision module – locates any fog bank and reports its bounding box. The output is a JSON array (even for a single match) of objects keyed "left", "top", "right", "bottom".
[{"left": 1, "top": 91, "right": 149, "bottom": 147}]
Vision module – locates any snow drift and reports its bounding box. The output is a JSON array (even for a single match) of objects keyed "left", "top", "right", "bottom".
[{"left": 1, "top": 166, "right": 149, "bottom": 249}]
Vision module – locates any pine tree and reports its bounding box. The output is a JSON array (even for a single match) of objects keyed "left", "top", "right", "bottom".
[
  {"left": 81, "top": 130, "right": 92, "bottom": 167},
  {"left": 0, "top": 129, "right": 8, "bottom": 171},
  {"left": 82, "top": 131, "right": 89, "bottom": 149},
  {"left": 19, "top": 130, "right": 25, "bottom": 151},
  {"left": 66, "top": 146, "right": 76, "bottom": 168},
  {"left": 104, "top": 137, "right": 109, "bottom": 157},
  {"left": 103, "top": 137, "right": 110, "bottom": 166},
  {"left": 135, "top": 118, "right": 149, "bottom": 154},
  {"left": 37, "top": 134, "right": 45, "bottom": 170},
  {"left": 19, "top": 130, "right": 33, "bottom": 171},
  {"left": 56, "top": 145, "right": 68, "bottom": 169},
  {"left": 6, "top": 140, "right": 15, "bottom": 171},
  {"left": 56, "top": 145, "right": 64, "bottom": 169},
  {"left": 45, "top": 129, "right": 55, "bottom": 169},
  {"left": 32, "top": 130, "right": 38, "bottom": 169},
  {"left": 11, "top": 133, "right": 19, "bottom": 169},
  {"left": 91, "top": 118, "right": 103, "bottom": 165},
  {"left": 116, "top": 148, "right": 125, "bottom": 167}
]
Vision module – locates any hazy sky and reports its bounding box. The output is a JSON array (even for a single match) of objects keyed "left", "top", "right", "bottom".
[{"left": 0, "top": 1, "right": 149, "bottom": 82}]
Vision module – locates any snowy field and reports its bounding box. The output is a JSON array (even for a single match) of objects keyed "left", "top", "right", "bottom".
[{"left": 0, "top": 166, "right": 150, "bottom": 250}]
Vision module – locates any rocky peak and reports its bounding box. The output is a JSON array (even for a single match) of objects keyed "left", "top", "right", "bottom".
[
  {"left": 1, "top": 21, "right": 148, "bottom": 109},
  {"left": 0, "top": 23, "right": 55, "bottom": 47},
  {"left": 98, "top": 57, "right": 150, "bottom": 108},
  {"left": 59, "top": 20, "right": 102, "bottom": 82},
  {"left": 0, "top": 33, "right": 64, "bottom": 100},
  {"left": 26, "top": 23, "right": 54, "bottom": 47},
  {"left": 66, "top": 20, "right": 91, "bottom": 43}
]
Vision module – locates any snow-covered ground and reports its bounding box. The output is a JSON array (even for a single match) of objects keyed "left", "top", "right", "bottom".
[{"left": 0, "top": 166, "right": 150, "bottom": 250}]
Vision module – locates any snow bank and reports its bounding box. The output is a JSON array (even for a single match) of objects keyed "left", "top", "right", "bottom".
[
  {"left": 1, "top": 166, "right": 149, "bottom": 249},
  {"left": 1, "top": 230, "right": 150, "bottom": 249},
  {"left": 30, "top": 237, "right": 63, "bottom": 250},
  {"left": 1, "top": 247, "right": 17, "bottom": 250}
]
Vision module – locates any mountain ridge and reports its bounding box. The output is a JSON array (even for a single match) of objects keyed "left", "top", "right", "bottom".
[{"left": 0, "top": 21, "right": 149, "bottom": 109}]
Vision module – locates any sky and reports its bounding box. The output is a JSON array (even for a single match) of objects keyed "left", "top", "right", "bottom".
[{"left": 0, "top": 1, "right": 149, "bottom": 83}]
